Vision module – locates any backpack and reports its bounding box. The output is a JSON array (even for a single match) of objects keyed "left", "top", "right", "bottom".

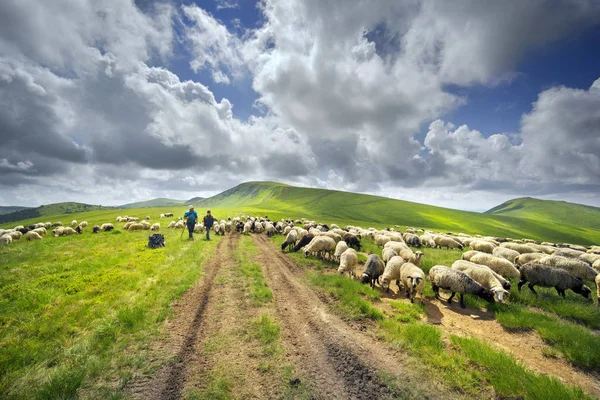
[{"left": 148, "top": 233, "right": 165, "bottom": 249}]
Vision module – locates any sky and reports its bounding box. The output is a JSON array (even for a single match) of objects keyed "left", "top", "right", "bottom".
[{"left": 1, "top": 0, "right": 599, "bottom": 212}]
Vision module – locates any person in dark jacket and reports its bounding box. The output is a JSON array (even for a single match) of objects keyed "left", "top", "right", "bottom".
[
  {"left": 203, "top": 210, "right": 216, "bottom": 240},
  {"left": 184, "top": 205, "right": 198, "bottom": 239}
]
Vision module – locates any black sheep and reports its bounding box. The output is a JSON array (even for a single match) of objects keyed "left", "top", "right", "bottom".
[
  {"left": 360, "top": 254, "right": 385, "bottom": 288},
  {"left": 344, "top": 233, "right": 362, "bottom": 250},
  {"left": 293, "top": 234, "right": 314, "bottom": 252}
]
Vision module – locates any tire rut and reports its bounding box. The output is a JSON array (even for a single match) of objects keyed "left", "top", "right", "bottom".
[
  {"left": 129, "top": 234, "right": 238, "bottom": 400},
  {"left": 252, "top": 235, "right": 444, "bottom": 400}
]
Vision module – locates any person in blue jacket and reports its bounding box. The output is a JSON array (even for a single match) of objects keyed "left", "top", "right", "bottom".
[
  {"left": 203, "top": 210, "right": 216, "bottom": 240},
  {"left": 184, "top": 205, "right": 198, "bottom": 239}
]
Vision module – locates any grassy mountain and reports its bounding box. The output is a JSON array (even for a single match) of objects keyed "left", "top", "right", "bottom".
[
  {"left": 119, "top": 198, "right": 186, "bottom": 209},
  {"left": 486, "top": 197, "right": 600, "bottom": 233},
  {"left": 0, "top": 206, "right": 30, "bottom": 215},
  {"left": 200, "top": 182, "right": 600, "bottom": 245},
  {"left": 0, "top": 202, "right": 110, "bottom": 224}
]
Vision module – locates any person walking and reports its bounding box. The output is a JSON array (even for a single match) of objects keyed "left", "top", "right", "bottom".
[
  {"left": 184, "top": 205, "right": 198, "bottom": 240},
  {"left": 203, "top": 210, "right": 216, "bottom": 240}
]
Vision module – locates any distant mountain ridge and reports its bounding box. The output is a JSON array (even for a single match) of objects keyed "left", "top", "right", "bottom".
[
  {"left": 118, "top": 197, "right": 205, "bottom": 209},
  {"left": 0, "top": 203, "right": 110, "bottom": 224},
  {"left": 0, "top": 206, "right": 31, "bottom": 215}
]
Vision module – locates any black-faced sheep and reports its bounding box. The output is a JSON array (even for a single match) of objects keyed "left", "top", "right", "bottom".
[
  {"left": 361, "top": 254, "right": 385, "bottom": 288},
  {"left": 518, "top": 263, "right": 591, "bottom": 299},
  {"left": 400, "top": 262, "right": 426, "bottom": 303},
  {"left": 380, "top": 256, "right": 405, "bottom": 292},
  {"left": 428, "top": 265, "right": 493, "bottom": 308},
  {"left": 93, "top": 225, "right": 101, "bottom": 233}
]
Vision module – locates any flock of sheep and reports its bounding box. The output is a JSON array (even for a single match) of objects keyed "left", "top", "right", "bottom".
[{"left": 3, "top": 212, "right": 600, "bottom": 309}]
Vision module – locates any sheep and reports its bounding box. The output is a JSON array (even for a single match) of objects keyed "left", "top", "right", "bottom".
[
  {"left": 53, "top": 227, "right": 65, "bottom": 237},
  {"left": 174, "top": 221, "right": 185, "bottom": 229},
  {"left": 515, "top": 252, "right": 545, "bottom": 266},
  {"left": 140, "top": 220, "right": 151, "bottom": 230},
  {"left": 596, "top": 274, "right": 600, "bottom": 306},
  {"left": 594, "top": 259, "right": 600, "bottom": 272},
  {"left": 44, "top": 222, "right": 52, "bottom": 229},
  {"left": 145, "top": 216, "right": 151, "bottom": 220},
  {"left": 333, "top": 241, "right": 348, "bottom": 262},
  {"left": 452, "top": 260, "right": 511, "bottom": 290},
  {"left": 70, "top": 220, "right": 77, "bottom": 226},
  {"left": 32, "top": 227, "right": 47, "bottom": 236},
  {"left": 580, "top": 253, "right": 600, "bottom": 265},
  {"left": 243, "top": 221, "right": 252, "bottom": 235},
  {"left": 470, "top": 253, "right": 520, "bottom": 280},
  {"left": 387, "top": 232, "right": 404, "bottom": 242},
  {"left": 128, "top": 223, "right": 144, "bottom": 231},
  {"left": 360, "top": 254, "right": 385, "bottom": 288},
  {"left": 160, "top": 213, "right": 165, "bottom": 218},
  {"left": 428, "top": 265, "right": 494, "bottom": 308},
  {"left": 554, "top": 248, "right": 585, "bottom": 259},
  {"left": 451, "top": 264, "right": 509, "bottom": 303},
  {"left": 63, "top": 227, "right": 78, "bottom": 235},
  {"left": 78, "top": 221, "right": 88, "bottom": 228},
  {"left": 193, "top": 223, "right": 205, "bottom": 233},
  {"left": 384, "top": 241, "right": 410, "bottom": 255},
  {"left": 100, "top": 223, "right": 114, "bottom": 231},
  {"left": 537, "top": 255, "right": 598, "bottom": 282},
  {"left": 164, "top": 212, "right": 174, "bottom": 217},
  {"left": 25, "top": 231, "right": 42, "bottom": 241},
  {"left": 492, "top": 247, "right": 520, "bottom": 264},
  {"left": 338, "top": 248, "right": 359, "bottom": 278},
  {"left": 93, "top": 225, "right": 101, "bottom": 233},
  {"left": 51, "top": 222, "right": 63, "bottom": 227},
  {"left": 462, "top": 250, "right": 481, "bottom": 261},
  {"left": 434, "top": 235, "right": 463, "bottom": 250},
  {"left": 150, "top": 223, "right": 160, "bottom": 231},
  {"left": 375, "top": 234, "right": 391, "bottom": 246},
  {"left": 382, "top": 247, "right": 398, "bottom": 264},
  {"left": 1, "top": 235, "right": 12, "bottom": 245},
  {"left": 518, "top": 263, "right": 592, "bottom": 299},
  {"left": 420, "top": 234, "right": 436, "bottom": 248},
  {"left": 469, "top": 239, "right": 497, "bottom": 254},
  {"left": 293, "top": 233, "right": 314, "bottom": 252},
  {"left": 116, "top": 216, "right": 123, "bottom": 222},
  {"left": 167, "top": 221, "right": 176, "bottom": 229},
  {"left": 397, "top": 248, "right": 423, "bottom": 268},
  {"left": 303, "top": 236, "right": 336, "bottom": 259},
  {"left": 380, "top": 256, "right": 406, "bottom": 292},
  {"left": 500, "top": 242, "right": 537, "bottom": 254},
  {"left": 403, "top": 233, "right": 421, "bottom": 248},
  {"left": 400, "top": 262, "right": 426, "bottom": 303},
  {"left": 281, "top": 230, "right": 298, "bottom": 252}
]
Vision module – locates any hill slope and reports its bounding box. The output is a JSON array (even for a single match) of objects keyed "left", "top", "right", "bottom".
[
  {"left": 0, "top": 202, "right": 110, "bottom": 224},
  {"left": 119, "top": 198, "right": 186, "bottom": 209},
  {"left": 201, "top": 182, "right": 600, "bottom": 245},
  {"left": 0, "top": 206, "right": 30, "bottom": 215}
]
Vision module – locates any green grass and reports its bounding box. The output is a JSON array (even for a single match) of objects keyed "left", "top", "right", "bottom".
[
  {"left": 0, "top": 213, "right": 221, "bottom": 399},
  {"left": 235, "top": 235, "right": 273, "bottom": 304}
]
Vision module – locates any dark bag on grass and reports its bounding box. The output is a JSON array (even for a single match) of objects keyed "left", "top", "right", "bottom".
[{"left": 148, "top": 233, "right": 165, "bottom": 249}]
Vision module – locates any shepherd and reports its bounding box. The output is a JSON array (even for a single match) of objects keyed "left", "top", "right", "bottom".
[
  {"left": 203, "top": 210, "right": 216, "bottom": 240},
  {"left": 184, "top": 205, "right": 198, "bottom": 240}
]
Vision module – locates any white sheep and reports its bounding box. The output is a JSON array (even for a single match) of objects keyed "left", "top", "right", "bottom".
[
  {"left": 78, "top": 221, "right": 88, "bottom": 228},
  {"left": 375, "top": 234, "right": 391, "bottom": 246},
  {"left": 8, "top": 231, "right": 22, "bottom": 240},
  {"left": 400, "top": 262, "right": 426, "bottom": 303},
  {"left": 492, "top": 247, "right": 520, "bottom": 264},
  {"left": 537, "top": 255, "right": 598, "bottom": 281},
  {"left": 470, "top": 252, "right": 520, "bottom": 280},
  {"left": 452, "top": 263, "right": 509, "bottom": 303},
  {"left": 281, "top": 230, "right": 298, "bottom": 252},
  {"left": 303, "top": 236, "right": 336, "bottom": 259},
  {"left": 62, "top": 227, "right": 78, "bottom": 235},
  {"left": 382, "top": 247, "right": 398, "bottom": 264},
  {"left": 469, "top": 239, "right": 497, "bottom": 254},
  {"left": 580, "top": 253, "right": 600, "bottom": 265},
  {"left": 100, "top": 223, "right": 114, "bottom": 231},
  {"left": 380, "top": 256, "right": 406, "bottom": 292},
  {"left": 596, "top": 274, "right": 600, "bottom": 307},
  {"left": 25, "top": 231, "right": 42, "bottom": 241},
  {"left": 71, "top": 220, "right": 77, "bottom": 226},
  {"left": 150, "top": 223, "right": 160, "bottom": 231},
  {"left": 433, "top": 235, "right": 463, "bottom": 250},
  {"left": 174, "top": 221, "right": 185, "bottom": 229},
  {"left": 32, "top": 227, "right": 47, "bottom": 236},
  {"left": 461, "top": 250, "right": 481, "bottom": 261},
  {"left": 167, "top": 221, "right": 176, "bottom": 228},
  {"left": 384, "top": 241, "right": 410, "bottom": 255},
  {"left": 338, "top": 248, "right": 359, "bottom": 278},
  {"left": 500, "top": 242, "right": 537, "bottom": 254},
  {"left": 452, "top": 260, "right": 511, "bottom": 290},
  {"left": 420, "top": 234, "right": 436, "bottom": 248},
  {"left": 128, "top": 223, "right": 144, "bottom": 231},
  {"left": 1, "top": 235, "right": 12, "bottom": 245},
  {"left": 333, "top": 241, "right": 348, "bottom": 262},
  {"left": 398, "top": 248, "right": 423, "bottom": 268},
  {"left": 194, "top": 223, "right": 205, "bottom": 233},
  {"left": 515, "top": 252, "right": 546, "bottom": 266},
  {"left": 429, "top": 265, "right": 493, "bottom": 308},
  {"left": 594, "top": 259, "right": 600, "bottom": 272},
  {"left": 53, "top": 227, "right": 65, "bottom": 237}
]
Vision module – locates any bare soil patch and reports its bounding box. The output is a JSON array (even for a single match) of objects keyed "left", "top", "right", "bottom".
[{"left": 253, "top": 235, "right": 451, "bottom": 400}]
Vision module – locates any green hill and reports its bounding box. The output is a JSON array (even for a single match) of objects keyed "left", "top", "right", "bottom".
[
  {"left": 0, "top": 206, "right": 30, "bottom": 215},
  {"left": 0, "top": 202, "right": 110, "bottom": 224},
  {"left": 199, "top": 182, "right": 600, "bottom": 245},
  {"left": 119, "top": 198, "right": 186, "bottom": 209},
  {"left": 485, "top": 197, "right": 600, "bottom": 233}
]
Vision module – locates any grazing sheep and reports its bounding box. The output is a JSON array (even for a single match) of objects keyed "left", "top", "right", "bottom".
[
  {"left": 25, "top": 231, "right": 42, "bottom": 241},
  {"left": 515, "top": 252, "right": 545, "bottom": 266},
  {"left": 382, "top": 247, "right": 398, "bottom": 264},
  {"left": 293, "top": 233, "right": 314, "bottom": 252},
  {"left": 8, "top": 231, "right": 22, "bottom": 240},
  {"left": 580, "top": 253, "right": 600, "bottom": 265},
  {"left": 32, "top": 227, "right": 47, "bottom": 236},
  {"left": 420, "top": 234, "right": 437, "bottom": 248},
  {"left": 452, "top": 260, "right": 511, "bottom": 290},
  {"left": 1, "top": 235, "right": 12, "bottom": 245},
  {"left": 128, "top": 223, "right": 144, "bottom": 231},
  {"left": 397, "top": 248, "right": 423, "bottom": 268},
  {"left": 164, "top": 212, "right": 174, "bottom": 217},
  {"left": 594, "top": 259, "right": 600, "bottom": 272},
  {"left": 380, "top": 256, "right": 406, "bottom": 292},
  {"left": 281, "top": 230, "right": 298, "bottom": 252},
  {"left": 434, "top": 235, "right": 463, "bottom": 250},
  {"left": 537, "top": 255, "right": 598, "bottom": 282},
  {"left": 554, "top": 248, "right": 585, "bottom": 259},
  {"left": 462, "top": 250, "right": 481, "bottom": 261},
  {"left": 492, "top": 247, "right": 520, "bottom": 264},
  {"left": 123, "top": 221, "right": 134, "bottom": 230},
  {"left": 140, "top": 220, "right": 151, "bottom": 230},
  {"left": 174, "top": 221, "right": 185, "bottom": 229},
  {"left": 193, "top": 223, "right": 205, "bottom": 233},
  {"left": 403, "top": 233, "right": 422, "bottom": 248},
  {"left": 428, "top": 265, "right": 493, "bottom": 308},
  {"left": 500, "top": 242, "right": 537, "bottom": 254},
  {"left": 100, "top": 223, "right": 114, "bottom": 231},
  {"left": 469, "top": 239, "right": 497, "bottom": 254},
  {"left": 53, "top": 227, "right": 66, "bottom": 237},
  {"left": 116, "top": 216, "right": 123, "bottom": 222},
  {"left": 243, "top": 221, "right": 252, "bottom": 235},
  {"left": 452, "top": 264, "right": 509, "bottom": 303},
  {"left": 360, "top": 254, "right": 385, "bottom": 288},
  {"left": 303, "top": 236, "right": 336, "bottom": 259},
  {"left": 384, "top": 241, "right": 410, "bottom": 255},
  {"left": 70, "top": 220, "right": 77, "bottom": 226},
  {"left": 145, "top": 216, "right": 150, "bottom": 220},
  {"left": 470, "top": 253, "right": 520, "bottom": 280},
  {"left": 150, "top": 223, "right": 160, "bottom": 231},
  {"left": 333, "top": 241, "right": 348, "bottom": 262},
  {"left": 160, "top": 213, "right": 165, "bottom": 218},
  {"left": 44, "top": 222, "right": 52, "bottom": 229},
  {"left": 518, "top": 263, "right": 592, "bottom": 299},
  {"left": 78, "top": 221, "right": 88, "bottom": 228},
  {"left": 338, "top": 248, "right": 359, "bottom": 278},
  {"left": 51, "top": 222, "right": 63, "bottom": 227},
  {"left": 63, "top": 227, "right": 78, "bottom": 235},
  {"left": 167, "top": 221, "right": 176, "bottom": 228},
  {"left": 375, "top": 234, "right": 391, "bottom": 246},
  {"left": 400, "top": 262, "right": 426, "bottom": 303},
  {"left": 92, "top": 225, "right": 101, "bottom": 233},
  {"left": 596, "top": 274, "right": 600, "bottom": 306}
]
